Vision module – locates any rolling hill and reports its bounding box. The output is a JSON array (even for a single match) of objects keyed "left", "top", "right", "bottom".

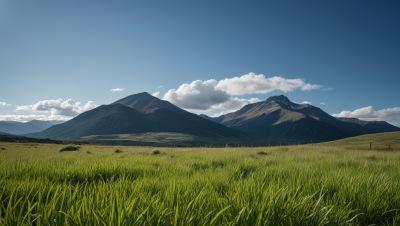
[
  {"left": 317, "top": 131, "right": 400, "bottom": 150},
  {"left": 32, "top": 93, "right": 260, "bottom": 145},
  {"left": 201, "top": 95, "right": 400, "bottom": 143},
  {"left": 0, "top": 120, "right": 64, "bottom": 135},
  {"left": 0, "top": 121, "right": 28, "bottom": 134}
]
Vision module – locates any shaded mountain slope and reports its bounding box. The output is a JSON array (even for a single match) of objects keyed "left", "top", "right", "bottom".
[
  {"left": 0, "top": 121, "right": 28, "bottom": 134},
  {"left": 112, "top": 92, "right": 185, "bottom": 114},
  {"left": 27, "top": 120, "right": 54, "bottom": 130},
  {"left": 201, "top": 95, "right": 400, "bottom": 143},
  {"left": 1, "top": 120, "right": 60, "bottom": 134},
  {"left": 336, "top": 117, "right": 400, "bottom": 133},
  {"left": 111, "top": 92, "right": 256, "bottom": 139},
  {"left": 34, "top": 93, "right": 258, "bottom": 144},
  {"left": 35, "top": 104, "right": 157, "bottom": 140}
]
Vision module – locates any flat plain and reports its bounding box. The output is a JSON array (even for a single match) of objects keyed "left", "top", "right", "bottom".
[{"left": 1, "top": 140, "right": 400, "bottom": 225}]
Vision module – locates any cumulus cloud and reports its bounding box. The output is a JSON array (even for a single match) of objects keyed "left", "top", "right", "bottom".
[
  {"left": 301, "top": 101, "right": 311, "bottom": 105},
  {"left": 320, "top": 103, "right": 326, "bottom": 105},
  {"left": 15, "top": 99, "right": 98, "bottom": 120},
  {"left": 0, "top": 102, "right": 11, "bottom": 106},
  {"left": 110, "top": 88, "right": 124, "bottom": 92},
  {"left": 163, "top": 79, "right": 230, "bottom": 110},
  {"left": 162, "top": 79, "right": 260, "bottom": 111},
  {"left": 162, "top": 73, "right": 323, "bottom": 112},
  {"left": 158, "top": 85, "right": 163, "bottom": 88},
  {"left": 152, "top": 91, "right": 160, "bottom": 98},
  {"left": 215, "top": 72, "right": 322, "bottom": 95},
  {"left": 332, "top": 106, "right": 400, "bottom": 121}
]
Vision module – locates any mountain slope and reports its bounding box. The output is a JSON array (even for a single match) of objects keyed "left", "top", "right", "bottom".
[
  {"left": 336, "top": 117, "right": 400, "bottom": 133},
  {"left": 35, "top": 104, "right": 157, "bottom": 140},
  {"left": 0, "top": 121, "right": 28, "bottom": 134},
  {"left": 34, "top": 93, "right": 258, "bottom": 144},
  {"left": 112, "top": 92, "right": 185, "bottom": 114},
  {"left": 111, "top": 92, "right": 257, "bottom": 139},
  {"left": 2, "top": 120, "right": 58, "bottom": 134},
  {"left": 27, "top": 120, "right": 54, "bottom": 131},
  {"left": 201, "top": 95, "right": 400, "bottom": 143}
]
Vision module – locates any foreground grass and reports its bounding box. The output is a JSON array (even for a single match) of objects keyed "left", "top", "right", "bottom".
[{"left": 0, "top": 143, "right": 400, "bottom": 225}]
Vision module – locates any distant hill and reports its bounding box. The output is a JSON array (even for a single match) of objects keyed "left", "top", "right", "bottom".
[
  {"left": 0, "top": 120, "right": 64, "bottom": 134},
  {"left": 317, "top": 131, "right": 400, "bottom": 150},
  {"left": 336, "top": 117, "right": 400, "bottom": 133},
  {"left": 32, "top": 93, "right": 259, "bottom": 145},
  {"left": 27, "top": 120, "right": 54, "bottom": 130},
  {"left": 0, "top": 131, "right": 11, "bottom": 135},
  {"left": 0, "top": 121, "right": 28, "bottom": 134},
  {"left": 200, "top": 95, "right": 400, "bottom": 143}
]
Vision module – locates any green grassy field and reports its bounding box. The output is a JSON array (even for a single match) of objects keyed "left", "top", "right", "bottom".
[
  {"left": 0, "top": 142, "right": 400, "bottom": 225},
  {"left": 317, "top": 131, "right": 400, "bottom": 151}
]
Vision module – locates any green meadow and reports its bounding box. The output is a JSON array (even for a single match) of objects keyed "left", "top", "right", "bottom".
[{"left": 0, "top": 142, "right": 400, "bottom": 225}]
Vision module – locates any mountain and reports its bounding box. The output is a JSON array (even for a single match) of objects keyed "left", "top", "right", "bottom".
[
  {"left": 27, "top": 120, "right": 54, "bottom": 130},
  {"left": 200, "top": 95, "right": 400, "bottom": 143},
  {"left": 1, "top": 120, "right": 63, "bottom": 134},
  {"left": 33, "top": 93, "right": 258, "bottom": 145},
  {"left": 0, "top": 121, "right": 28, "bottom": 134},
  {"left": 34, "top": 104, "right": 156, "bottom": 140},
  {"left": 336, "top": 117, "right": 400, "bottom": 133}
]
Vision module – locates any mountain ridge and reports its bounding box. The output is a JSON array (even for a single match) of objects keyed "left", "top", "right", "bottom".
[
  {"left": 32, "top": 93, "right": 259, "bottom": 144},
  {"left": 200, "top": 95, "right": 400, "bottom": 143}
]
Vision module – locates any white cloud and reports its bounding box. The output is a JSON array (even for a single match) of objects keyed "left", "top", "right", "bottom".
[
  {"left": 152, "top": 91, "right": 160, "bottom": 98},
  {"left": 0, "top": 102, "right": 11, "bottom": 106},
  {"left": 301, "top": 101, "right": 311, "bottom": 105},
  {"left": 320, "top": 103, "right": 326, "bottom": 105},
  {"left": 332, "top": 106, "right": 400, "bottom": 121},
  {"left": 110, "top": 88, "right": 124, "bottom": 92},
  {"left": 163, "top": 79, "right": 260, "bottom": 111},
  {"left": 323, "top": 87, "right": 334, "bottom": 91},
  {"left": 215, "top": 72, "right": 322, "bottom": 95},
  {"left": 15, "top": 99, "right": 98, "bottom": 121},
  {"left": 158, "top": 85, "right": 163, "bottom": 88},
  {"left": 162, "top": 72, "right": 322, "bottom": 112}
]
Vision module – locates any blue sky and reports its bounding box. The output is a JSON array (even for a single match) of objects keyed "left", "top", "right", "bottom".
[{"left": 0, "top": 0, "right": 399, "bottom": 126}]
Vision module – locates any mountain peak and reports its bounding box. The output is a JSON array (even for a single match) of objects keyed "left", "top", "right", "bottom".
[
  {"left": 266, "top": 95, "right": 291, "bottom": 103},
  {"left": 112, "top": 92, "right": 184, "bottom": 114}
]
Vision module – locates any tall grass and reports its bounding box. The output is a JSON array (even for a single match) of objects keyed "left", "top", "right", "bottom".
[{"left": 0, "top": 143, "right": 400, "bottom": 225}]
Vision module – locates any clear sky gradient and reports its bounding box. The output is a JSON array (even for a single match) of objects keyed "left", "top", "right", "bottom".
[{"left": 0, "top": 1, "right": 399, "bottom": 125}]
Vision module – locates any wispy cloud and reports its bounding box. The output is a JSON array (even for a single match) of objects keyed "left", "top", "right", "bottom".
[
  {"left": 322, "top": 87, "right": 334, "bottom": 91},
  {"left": 15, "top": 99, "right": 98, "bottom": 121},
  {"left": 0, "top": 102, "right": 11, "bottom": 106},
  {"left": 332, "top": 106, "right": 400, "bottom": 122},
  {"left": 152, "top": 91, "right": 160, "bottom": 98},
  {"left": 158, "top": 85, "right": 163, "bottom": 88},
  {"left": 110, "top": 88, "right": 124, "bottom": 92},
  {"left": 320, "top": 103, "right": 325, "bottom": 105}
]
